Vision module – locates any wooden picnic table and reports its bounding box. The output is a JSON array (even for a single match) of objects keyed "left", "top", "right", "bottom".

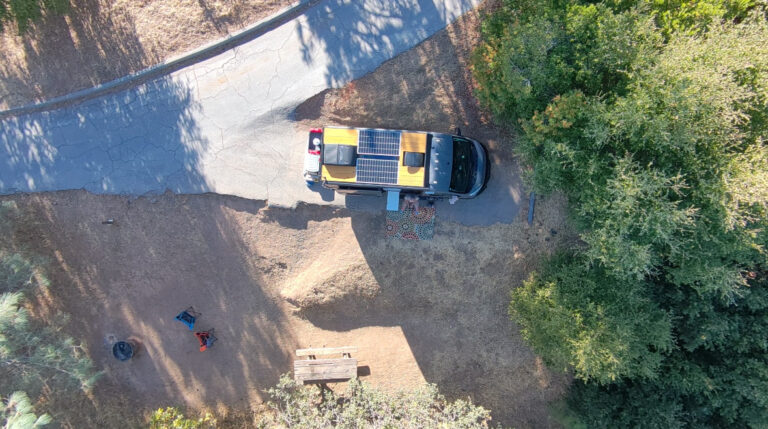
[{"left": 293, "top": 346, "right": 358, "bottom": 383}]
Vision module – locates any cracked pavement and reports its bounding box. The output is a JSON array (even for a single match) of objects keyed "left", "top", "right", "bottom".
[{"left": 0, "top": 0, "right": 482, "bottom": 210}]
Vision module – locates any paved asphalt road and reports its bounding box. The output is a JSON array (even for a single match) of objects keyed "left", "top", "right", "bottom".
[{"left": 1, "top": 0, "right": 522, "bottom": 225}]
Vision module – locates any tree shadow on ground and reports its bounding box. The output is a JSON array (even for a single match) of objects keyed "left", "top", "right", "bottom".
[
  {"left": 0, "top": 76, "right": 210, "bottom": 194},
  {"left": 0, "top": 0, "right": 298, "bottom": 110},
  {"left": 294, "top": 202, "right": 573, "bottom": 428},
  {"left": 289, "top": 14, "right": 548, "bottom": 424},
  {"left": 260, "top": 202, "right": 349, "bottom": 229},
  {"left": 295, "top": 2, "right": 481, "bottom": 132},
  {"left": 13, "top": 193, "right": 299, "bottom": 427},
  {"left": 3, "top": 189, "right": 569, "bottom": 428},
  {"left": 0, "top": 0, "right": 155, "bottom": 109},
  {"left": 294, "top": 3, "right": 524, "bottom": 225},
  {"left": 295, "top": 0, "right": 478, "bottom": 90}
]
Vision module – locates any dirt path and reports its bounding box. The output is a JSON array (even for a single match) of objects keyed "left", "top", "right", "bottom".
[
  {"left": 8, "top": 190, "right": 571, "bottom": 428},
  {"left": 0, "top": 0, "right": 294, "bottom": 109}
]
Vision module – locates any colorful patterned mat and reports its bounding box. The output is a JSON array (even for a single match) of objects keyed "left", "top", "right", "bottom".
[{"left": 385, "top": 207, "right": 436, "bottom": 240}]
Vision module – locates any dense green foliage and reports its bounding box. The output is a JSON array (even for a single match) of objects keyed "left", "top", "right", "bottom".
[
  {"left": 568, "top": 273, "right": 768, "bottom": 427},
  {"left": 511, "top": 254, "right": 672, "bottom": 383},
  {"left": 148, "top": 377, "right": 492, "bottom": 428},
  {"left": 474, "top": 0, "right": 768, "bottom": 426},
  {"left": 0, "top": 0, "right": 69, "bottom": 33},
  {"left": 0, "top": 202, "right": 98, "bottom": 428},
  {"left": 472, "top": 1, "right": 661, "bottom": 123},
  {"left": 649, "top": 0, "right": 758, "bottom": 37},
  {"left": 2, "top": 391, "right": 51, "bottom": 429},
  {"left": 149, "top": 407, "right": 215, "bottom": 429},
  {"left": 258, "top": 374, "right": 492, "bottom": 428}
]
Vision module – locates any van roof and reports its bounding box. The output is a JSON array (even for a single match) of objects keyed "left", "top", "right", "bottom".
[{"left": 321, "top": 126, "right": 430, "bottom": 188}]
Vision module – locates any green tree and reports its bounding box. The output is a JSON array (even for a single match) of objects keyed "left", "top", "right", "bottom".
[
  {"left": 512, "top": 18, "right": 768, "bottom": 297},
  {"left": 0, "top": 0, "right": 69, "bottom": 33},
  {"left": 475, "top": 2, "right": 768, "bottom": 425},
  {"left": 259, "top": 374, "right": 493, "bottom": 428},
  {"left": 510, "top": 254, "right": 672, "bottom": 383},
  {"left": 1, "top": 391, "right": 51, "bottom": 429},
  {"left": 0, "top": 299, "right": 97, "bottom": 389},
  {"left": 471, "top": 0, "right": 661, "bottom": 124},
  {"left": 567, "top": 272, "right": 768, "bottom": 427},
  {"left": 0, "top": 202, "right": 98, "bottom": 426},
  {"left": 581, "top": 19, "right": 765, "bottom": 295}
]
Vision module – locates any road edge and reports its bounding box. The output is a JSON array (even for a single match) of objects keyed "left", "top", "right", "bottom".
[{"left": 0, "top": 0, "right": 321, "bottom": 119}]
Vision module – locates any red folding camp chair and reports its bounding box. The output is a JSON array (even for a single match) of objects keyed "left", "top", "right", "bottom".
[{"left": 195, "top": 329, "right": 217, "bottom": 352}]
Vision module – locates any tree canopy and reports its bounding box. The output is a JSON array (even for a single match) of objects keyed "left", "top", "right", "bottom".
[
  {"left": 474, "top": 0, "right": 767, "bottom": 425},
  {"left": 0, "top": 202, "right": 98, "bottom": 428},
  {"left": 1, "top": 391, "right": 51, "bottom": 429}
]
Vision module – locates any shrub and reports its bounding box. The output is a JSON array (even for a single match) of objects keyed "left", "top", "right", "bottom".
[
  {"left": 259, "top": 374, "right": 493, "bottom": 428},
  {"left": 149, "top": 407, "right": 215, "bottom": 429}
]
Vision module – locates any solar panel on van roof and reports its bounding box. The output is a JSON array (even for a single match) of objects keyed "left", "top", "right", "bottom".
[
  {"left": 356, "top": 158, "right": 399, "bottom": 185},
  {"left": 358, "top": 129, "right": 401, "bottom": 156}
]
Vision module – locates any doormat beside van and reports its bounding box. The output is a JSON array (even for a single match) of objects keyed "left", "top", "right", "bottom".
[{"left": 385, "top": 207, "right": 435, "bottom": 240}]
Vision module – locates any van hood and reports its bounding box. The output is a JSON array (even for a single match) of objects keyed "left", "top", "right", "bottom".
[{"left": 427, "top": 134, "right": 453, "bottom": 193}]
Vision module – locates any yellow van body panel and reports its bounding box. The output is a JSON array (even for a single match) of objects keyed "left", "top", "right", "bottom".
[
  {"left": 398, "top": 132, "right": 427, "bottom": 187},
  {"left": 322, "top": 165, "right": 357, "bottom": 182},
  {"left": 323, "top": 127, "right": 359, "bottom": 146},
  {"left": 322, "top": 127, "right": 359, "bottom": 182}
]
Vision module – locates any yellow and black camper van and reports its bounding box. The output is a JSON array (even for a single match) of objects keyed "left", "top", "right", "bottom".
[{"left": 303, "top": 126, "right": 489, "bottom": 200}]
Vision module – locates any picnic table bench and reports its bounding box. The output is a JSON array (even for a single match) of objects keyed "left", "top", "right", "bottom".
[{"left": 293, "top": 346, "right": 358, "bottom": 383}]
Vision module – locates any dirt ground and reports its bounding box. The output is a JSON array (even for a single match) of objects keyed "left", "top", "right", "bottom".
[
  {"left": 2, "top": 2, "right": 574, "bottom": 427},
  {"left": 0, "top": 0, "right": 294, "bottom": 109},
  {"left": 295, "top": 0, "right": 490, "bottom": 136},
  {"left": 6, "top": 190, "right": 571, "bottom": 428}
]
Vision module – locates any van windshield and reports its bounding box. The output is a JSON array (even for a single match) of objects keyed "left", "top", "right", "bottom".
[{"left": 449, "top": 138, "right": 475, "bottom": 193}]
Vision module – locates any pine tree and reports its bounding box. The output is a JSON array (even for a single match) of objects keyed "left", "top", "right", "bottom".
[{"left": 1, "top": 391, "right": 51, "bottom": 429}]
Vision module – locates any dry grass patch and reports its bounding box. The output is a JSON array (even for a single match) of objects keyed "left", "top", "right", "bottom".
[{"left": 0, "top": 0, "right": 294, "bottom": 109}]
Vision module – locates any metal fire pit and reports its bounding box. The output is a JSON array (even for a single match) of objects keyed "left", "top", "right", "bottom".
[{"left": 112, "top": 341, "right": 134, "bottom": 361}]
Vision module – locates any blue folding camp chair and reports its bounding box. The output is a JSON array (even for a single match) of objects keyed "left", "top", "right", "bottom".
[{"left": 174, "top": 307, "right": 199, "bottom": 331}]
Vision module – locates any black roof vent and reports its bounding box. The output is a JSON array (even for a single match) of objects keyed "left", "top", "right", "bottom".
[
  {"left": 403, "top": 152, "right": 425, "bottom": 167},
  {"left": 324, "top": 144, "right": 357, "bottom": 166}
]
